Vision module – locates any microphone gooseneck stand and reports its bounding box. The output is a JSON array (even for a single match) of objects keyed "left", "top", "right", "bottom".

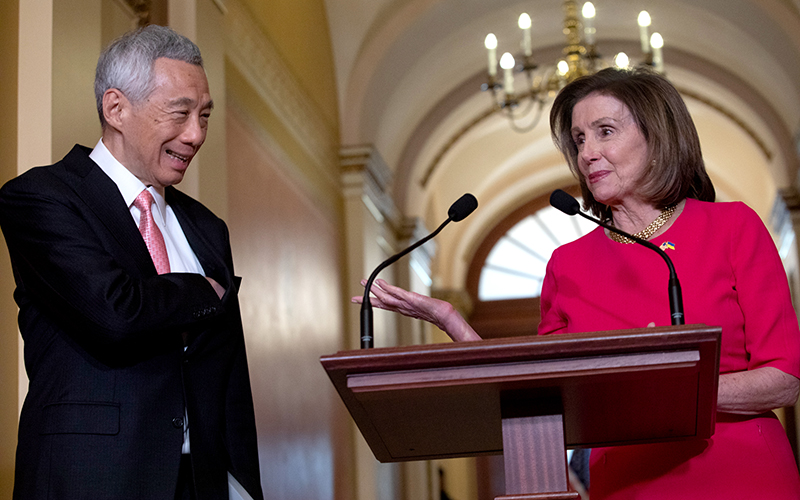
[
  {"left": 360, "top": 194, "right": 478, "bottom": 349},
  {"left": 549, "top": 189, "right": 685, "bottom": 326}
]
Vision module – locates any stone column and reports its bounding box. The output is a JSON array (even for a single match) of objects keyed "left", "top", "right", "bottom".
[{"left": 772, "top": 187, "right": 800, "bottom": 467}]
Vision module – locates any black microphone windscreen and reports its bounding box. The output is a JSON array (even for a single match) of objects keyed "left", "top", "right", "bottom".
[
  {"left": 550, "top": 189, "right": 581, "bottom": 216},
  {"left": 448, "top": 193, "right": 478, "bottom": 222}
]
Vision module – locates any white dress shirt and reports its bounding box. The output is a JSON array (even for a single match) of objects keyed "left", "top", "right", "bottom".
[{"left": 89, "top": 139, "right": 205, "bottom": 276}]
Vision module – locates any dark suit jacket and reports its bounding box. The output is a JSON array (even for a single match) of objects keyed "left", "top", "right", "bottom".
[{"left": 0, "top": 145, "right": 264, "bottom": 500}]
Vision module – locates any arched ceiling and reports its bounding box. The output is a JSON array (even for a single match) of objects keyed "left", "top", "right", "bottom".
[{"left": 324, "top": 0, "right": 800, "bottom": 286}]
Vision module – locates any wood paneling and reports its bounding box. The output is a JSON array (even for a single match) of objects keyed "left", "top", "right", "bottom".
[
  {"left": 0, "top": 0, "right": 18, "bottom": 496},
  {"left": 227, "top": 108, "right": 347, "bottom": 499}
]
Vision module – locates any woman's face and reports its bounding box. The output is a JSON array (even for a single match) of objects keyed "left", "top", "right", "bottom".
[{"left": 570, "top": 92, "right": 650, "bottom": 208}]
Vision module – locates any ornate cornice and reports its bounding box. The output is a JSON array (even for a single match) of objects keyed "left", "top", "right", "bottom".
[
  {"left": 122, "top": 0, "right": 151, "bottom": 27},
  {"left": 224, "top": 0, "right": 339, "bottom": 188},
  {"left": 341, "top": 145, "right": 399, "bottom": 228}
]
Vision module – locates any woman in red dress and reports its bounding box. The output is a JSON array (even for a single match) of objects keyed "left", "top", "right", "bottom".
[{"left": 356, "top": 68, "right": 800, "bottom": 498}]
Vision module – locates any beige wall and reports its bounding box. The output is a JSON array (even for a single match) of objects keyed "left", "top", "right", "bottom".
[
  {"left": 223, "top": 0, "right": 351, "bottom": 498},
  {"left": 0, "top": 0, "right": 19, "bottom": 496},
  {"left": 52, "top": 0, "right": 102, "bottom": 159},
  {"left": 227, "top": 102, "right": 346, "bottom": 499},
  {"left": 170, "top": 0, "right": 229, "bottom": 218}
]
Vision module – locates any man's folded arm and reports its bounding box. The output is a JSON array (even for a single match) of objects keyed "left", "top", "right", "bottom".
[{"left": 0, "top": 177, "right": 224, "bottom": 347}]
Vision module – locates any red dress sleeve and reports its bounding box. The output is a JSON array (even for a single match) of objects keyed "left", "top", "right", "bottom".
[
  {"left": 538, "top": 246, "right": 568, "bottom": 335},
  {"left": 730, "top": 202, "right": 800, "bottom": 378}
]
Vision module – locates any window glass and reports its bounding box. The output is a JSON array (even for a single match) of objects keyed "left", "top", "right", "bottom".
[{"left": 478, "top": 202, "right": 595, "bottom": 300}]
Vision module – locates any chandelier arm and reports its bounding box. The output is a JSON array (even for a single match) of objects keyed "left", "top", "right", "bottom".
[
  {"left": 506, "top": 91, "right": 539, "bottom": 118},
  {"left": 487, "top": 85, "right": 507, "bottom": 111},
  {"left": 504, "top": 98, "right": 546, "bottom": 133},
  {"left": 507, "top": 68, "right": 548, "bottom": 118}
]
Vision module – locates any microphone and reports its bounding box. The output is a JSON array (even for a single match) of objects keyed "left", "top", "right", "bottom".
[
  {"left": 549, "top": 189, "right": 685, "bottom": 326},
  {"left": 361, "top": 193, "right": 478, "bottom": 348}
]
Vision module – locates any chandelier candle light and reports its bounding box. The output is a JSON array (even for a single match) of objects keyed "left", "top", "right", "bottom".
[{"left": 483, "top": 0, "right": 665, "bottom": 132}]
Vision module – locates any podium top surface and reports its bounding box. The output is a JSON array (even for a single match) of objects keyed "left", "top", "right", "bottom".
[{"left": 321, "top": 325, "right": 721, "bottom": 462}]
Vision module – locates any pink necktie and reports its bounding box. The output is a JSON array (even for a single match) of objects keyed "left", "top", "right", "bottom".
[{"left": 133, "top": 189, "right": 171, "bottom": 274}]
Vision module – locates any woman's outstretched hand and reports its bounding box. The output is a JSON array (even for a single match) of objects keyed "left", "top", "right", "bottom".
[{"left": 353, "top": 278, "right": 482, "bottom": 342}]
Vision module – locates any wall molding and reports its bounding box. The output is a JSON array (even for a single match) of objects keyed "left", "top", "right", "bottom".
[
  {"left": 225, "top": 0, "right": 339, "bottom": 191},
  {"left": 341, "top": 145, "right": 399, "bottom": 230}
]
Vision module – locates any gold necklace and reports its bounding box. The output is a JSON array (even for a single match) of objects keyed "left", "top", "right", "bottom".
[{"left": 609, "top": 205, "right": 677, "bottom": 244}]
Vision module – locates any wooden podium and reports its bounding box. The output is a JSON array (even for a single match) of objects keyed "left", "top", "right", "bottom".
[{"left": 321, "top": 325, "right": 721, "bottom": 499}]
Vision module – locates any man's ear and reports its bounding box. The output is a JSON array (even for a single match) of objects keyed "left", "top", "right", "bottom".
[{"left": 102, "top": 88, "right": 127, "bottom": 130}]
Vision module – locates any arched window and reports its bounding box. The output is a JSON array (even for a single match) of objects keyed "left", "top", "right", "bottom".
[
  {"left": 466, "top": 187, "right": 592, "bottom": 338},
  {"left": 479, "top": 201, "right": 594, "bottom": 301}
]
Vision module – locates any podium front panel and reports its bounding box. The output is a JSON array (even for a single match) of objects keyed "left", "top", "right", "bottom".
[{"left": 321, "top": 325, "right": 720, "bottom": 463}]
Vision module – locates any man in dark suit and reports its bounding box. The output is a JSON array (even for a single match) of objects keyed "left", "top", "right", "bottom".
[{"left": 0, "top": 25, "right": 263, "bottom": 500}]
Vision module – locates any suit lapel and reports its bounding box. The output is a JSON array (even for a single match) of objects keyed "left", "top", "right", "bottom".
[
  {"left": 166, "top": 188, "right": 227, "bottom": 282},
  {"left": 64, "top": 147, "right": 156, "bottom": 276},
  {"left": 61, "top": 147, "right": 229, "bottom": 282}
]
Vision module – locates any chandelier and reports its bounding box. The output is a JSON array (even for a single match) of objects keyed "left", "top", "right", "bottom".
[{"left": 482, "top": 0, "right": 664, "bottom": 133}]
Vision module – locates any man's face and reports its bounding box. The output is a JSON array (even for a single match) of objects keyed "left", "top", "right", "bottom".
[{"left": 119, "top": 58, "right": 213, "bottom": 190}]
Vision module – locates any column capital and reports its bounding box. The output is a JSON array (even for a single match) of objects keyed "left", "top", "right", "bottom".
[
  {"left": 431, "top": 287, "right": 474, "bottom": 319},
  {"left": 341, "top": 145, "right": 399, "bottom": 228}
]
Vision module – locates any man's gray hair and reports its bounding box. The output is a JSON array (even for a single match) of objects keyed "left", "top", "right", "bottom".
[{"left": 94, "top": 25, "right": 204, "bottom": 126}]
